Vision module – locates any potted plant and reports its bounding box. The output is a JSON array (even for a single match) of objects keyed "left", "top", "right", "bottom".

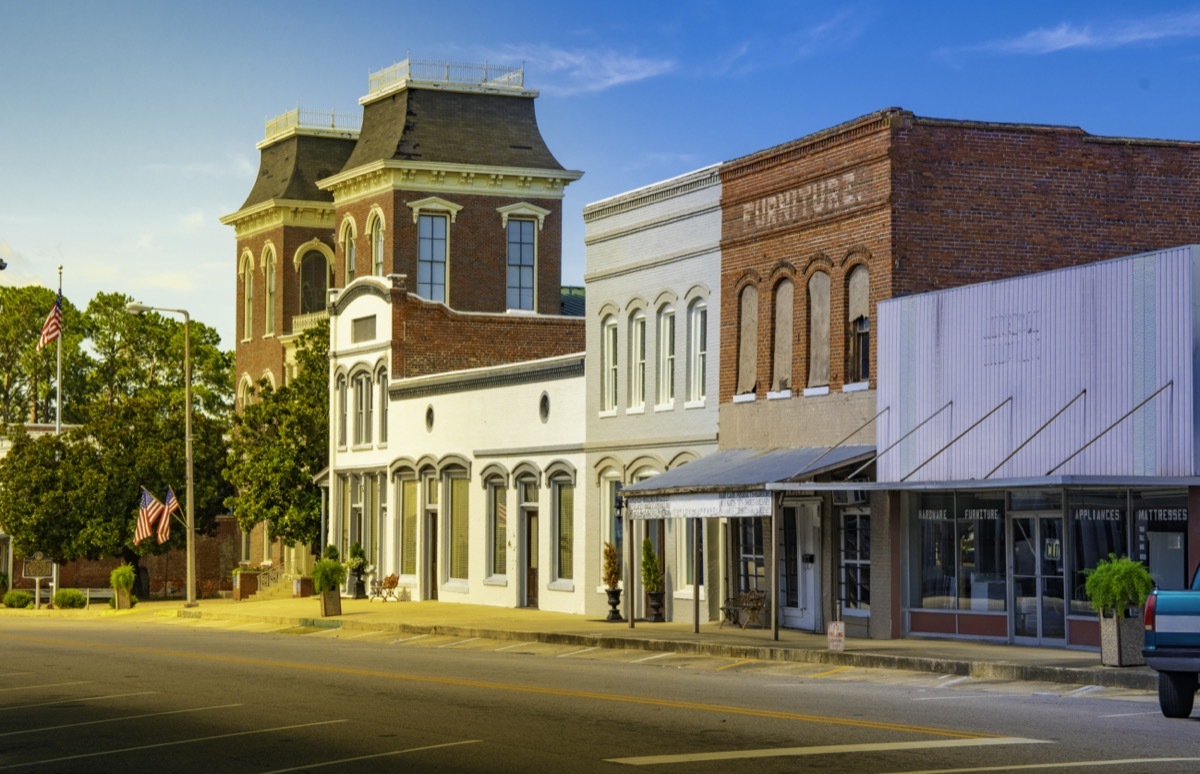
[
  {"left": 641, "top": 538, "right": 665, "bottom": 623},
  {"left": 347, "top": 542, "right": 368, "bottom": 599},
  {"left": 312, "top": 556, "right": 347, "bottom": 617},
  {"left": 603, "top": 541, "right": 623, "bottom": 622},
  {"left": 110, "top": 564, "right": 136, "bottom": 610},
  {"left": 1085, "top": 553, "right": 1154, "bottom": 667}
]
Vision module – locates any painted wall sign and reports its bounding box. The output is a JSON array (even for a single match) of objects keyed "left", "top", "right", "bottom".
[{"left": 739, "top": 167, "right": 873, "bottom": 234}]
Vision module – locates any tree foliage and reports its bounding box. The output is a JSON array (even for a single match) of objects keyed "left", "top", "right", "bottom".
[
  {"left": 224, "top": 327, "right": 329, "bottom": 547},
  {"left": 0, "top": 289, "right": 234, "bottom": 564}
]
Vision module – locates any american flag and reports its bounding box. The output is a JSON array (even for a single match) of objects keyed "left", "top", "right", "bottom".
[
  {"left": 37, "top": 291, "right": 62, "bottom": 351},
  {"left": 135, "top": 487, "right": 164, "bottom": 545},
  {"left": 159, "top": 486, "right": 181, "bottom": 544}
]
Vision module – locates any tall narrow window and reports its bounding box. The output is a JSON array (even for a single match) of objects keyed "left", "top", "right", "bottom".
[
  {"left": 448, "top": 475, "right": 469, "bottom": 580},
  {"left": 264, "top": 249, "right": 276, "bottom": 336},
  {"left": 841, "top": 511, "right": 871, "bottom": 612},
  {"left": 656, "top": 307, "right": 675, "bottom": 406},
  {"left": 687, "top": 301, "right": 707, "bottom": 402},
  {"left": 343, "top": 222, "right": 357, "bottom": 284},
  {"left": 300, "top": 251, "right": 329, "bottom": 314},
  {"left": 353, "top": 373, "right": 372, "bottom": 445},
  {"left": 846, "top": 265, "right": 870, "bottom": 384},
  {"left": 808, "top": 272, "right": 831, "bottom": 388},
  {"left": 336, "top": 376, "right": 347, "bottom": 447},
  {"left": 400, "top": 478, "right": 418, "bottom": 575},
  {"left": 682, "top": 519, "right": 704, "bottom": 586},
  {"left": 241, "top": 259, "right": 254, "bottom": 340},
  {"left": 736, "top": 518, "right": 766, "bottom": 592},
  {"left": 369, "top": 213, "right": 385, "bottom": 276},
  {"left": 377, "top": 368, "right": 388, "bottom": 444},
  {"left": 629, "top": 313, "right": 646, "bottom": 409},
  {"left": 772, "top": 279, "right": 793, "bottom": 392},
  {"left": 606, "top": 478, "right": 623, "bottom": 577},
  {"left": 555, "top": 481, "right": 574, "bottom": 581},
  {"left": 489, "top": 482, "right": 508, "bottom": 577},
  {"left": 736, "top": 286, "right": 758, "bottom": 395},
  {"left": 601, "top": 316, "right": 618, "bottom": 412},
  {"left": 506, "top": 219, "right": 535, "bottom": 310},
  {"left": 418, "top": 214, "right": 447, "bottom": 302}
]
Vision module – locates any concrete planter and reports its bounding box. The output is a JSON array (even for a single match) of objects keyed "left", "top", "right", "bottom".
[
  {"left": 1099, "top": 609, "right": 1145, "bottom": 667},
  {"left": 114, "top": 588, "right": 133, "bottom": 610},
  {"left": 319, "top": 589, "right": 342, "bottom": 617}
]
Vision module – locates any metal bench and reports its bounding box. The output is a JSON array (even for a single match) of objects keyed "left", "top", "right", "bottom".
[
  {"left": 369, "top": 574, "right": 400, "bottom": 602},
  {"left": 719, "top": 590, "right": 767, "bottom": 629}
]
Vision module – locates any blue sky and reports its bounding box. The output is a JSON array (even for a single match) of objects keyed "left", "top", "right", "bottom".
[{"left": 2, "top": 1, "right": 1199, "bottom": 347}]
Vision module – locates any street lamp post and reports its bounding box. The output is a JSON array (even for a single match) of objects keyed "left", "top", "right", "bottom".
[{"left": 127, "top": 302, "right": 196, "bottom": 607}]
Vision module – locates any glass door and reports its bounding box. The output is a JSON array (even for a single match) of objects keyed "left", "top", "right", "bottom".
[{"left": 1010, "top": 514, "right": 1065, "bottom": 643}]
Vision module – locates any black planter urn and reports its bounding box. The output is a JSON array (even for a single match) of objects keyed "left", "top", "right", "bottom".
[
  {"left": 605, "top": 587, "right": 624, "bottom": 622},
  {"left": 647, "top": 590, "right": 666, "bottom": 623},
  {"left": 353, "top": 572, "right": 367, "bottom": 600}
]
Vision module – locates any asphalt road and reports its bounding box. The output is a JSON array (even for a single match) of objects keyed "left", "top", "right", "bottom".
[{"left": 1, "top": 616, "right": 1198, "bottom": 773}]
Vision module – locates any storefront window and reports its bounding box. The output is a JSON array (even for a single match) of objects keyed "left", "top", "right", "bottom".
[
  {"left": 735, "top": 518, "right": 765, "bottom": 592},
  {"left": 841, "top": 511, "right": 870, "bottom": 612},
  {"left": 1133, "top": 489, "right": 1188, "bottom": 589},
  {"left": 956, "top": 491, "right": 1006, "bottom": 612},
  {"left": 1068, "top": 491, "right": 1127, "bottom": 616},
  {"left": 914, "top": 493, "right": 955, "bottom": 609}
]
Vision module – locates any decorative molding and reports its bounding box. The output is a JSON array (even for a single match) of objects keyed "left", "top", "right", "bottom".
[
  {"left": 317, "top": 160, "right": 582, "bottom": 205},
  {"left": 330, "top": 277, "right": 393, "bottom": 316},
  {"left": 583, "top": 202, "right": 721, "bottom": 247},
  {"left": 497, "top": 202, "right": 551, "bottom": 230},
  {"left": 583, "top": 165, "right": 721, "bottom": 222},
  {"left": 407, "top": 195, "right": 463, "bottom": 224},
  {"left": 292, "top": 238, "right": 335, "bottom": 271},
  {"left": 220, "top": 199, "right": 336, "bottom": 239},
  {"left": 389, "top": 356, "right": 584, "bottom": 400}
]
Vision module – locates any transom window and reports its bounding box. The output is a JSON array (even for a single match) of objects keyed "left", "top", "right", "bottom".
[
  {"left": 506, "top": 219, "right": 535, "bottom": 310},
  {"left": 418, "top": 214, "right": 447, "bottom": 302}
]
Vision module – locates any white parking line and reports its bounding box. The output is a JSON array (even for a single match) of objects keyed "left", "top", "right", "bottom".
[
  {"left": 0, "top": 719, "right": 349, "bottom": 770},
  {"left": 607, "top": 736, "right": 1047, "bottom": 766},
  {"left": 0, "top": 680, "right": 90, "bottom": 693},
  {"left": 1066, "top": 685, "right": 1101, "bottom": 696},
  {"left": 0, "top": 673, "right": 34, "bottom": 678},
  {"left": 1098, "top": 710, "right": 1161, "bottom": 718},
  {"left": 0, "top": 692, "right": 158, "bottom": 713},
  {"left": 557, "top": 647, "right": 598, "bottom": 658},
  {"left": 341, "top": 631, "right": 377, "bottom": 640},
  {"left": 260, "top": 739, "right": 483, "bottom": 773},
  {"left": 631, "top": 652, "right": 674, "bottom": 664},
  {"left": 495, "top": 641, "right": 534, "bottom": 652},
  {"left": 890, "top": 756, "right": 1200, "bottom": 773},
  {"left": 937, "top": 676, "right": 971, "bottom": 689},
  {"left": 391, "top": 634, "right": 429, "bottom": 644},
  {"left": 0, "top": 703, "right": 244, "bottom": 737},
  {"left": 438, "top": 638, "right": 480, "bottom": 648},
  {"left": 913, "top": 695, "right": 1001, "bottom": 701}
]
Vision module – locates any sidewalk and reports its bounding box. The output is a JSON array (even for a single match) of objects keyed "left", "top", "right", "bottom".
[{"left": 82, "top": 596, "right": 1159, "bottom": 692}]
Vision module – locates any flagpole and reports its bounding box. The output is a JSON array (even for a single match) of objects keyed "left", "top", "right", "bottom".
[{"left": 55, "top": 266, "right": 62, "bottom": 436}]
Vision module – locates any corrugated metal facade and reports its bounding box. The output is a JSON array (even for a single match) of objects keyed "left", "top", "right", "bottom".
[{"left": 877, "top": 245, "right": 1199, "bottom": 482}]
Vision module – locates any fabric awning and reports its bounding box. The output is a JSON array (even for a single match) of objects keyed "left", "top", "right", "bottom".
[{"left": 622, "top": 445, "right": 874, "bottom": 520}]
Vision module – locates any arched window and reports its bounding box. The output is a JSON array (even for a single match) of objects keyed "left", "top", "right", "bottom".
[
  {"left": 336, "top": 375, "right": 348, "bottom": 447},
  {"left": 736, "top": 285, "right": 758, "bottom": 395},
  {"left": 846, "top": 265, "right": 870, "bottom": 384},
  {"left": 772, "top": 279, "right": 794, "bottom": 392},
  {"left": 353, "top": 371, "right": 373, "bottom": 446},
  {"left": 656, "top": 305, "right": 675, "bottom": 406},
  {"left": 687, "top": 300, "right": 707, "bottom": 403},
  {"left": 447, "top": 469, "right": 470, "bottom": 581},
  {"left": 807, "top": 272, "right": 830, "bottom": 388},
  {"left": 600, "top": 315, "right": 618, "bottom": 412},
  {"left": 376, "top": 366, "right": 388, "bottom": 445},
  {"left": 368, "top": 211, "right": 385, "bottom": 276},
  {"left": 553, "top": 475, "right": 575, "bottom": 582},
  {"left": 486, "top": 473, "right": 508, "bottom": 578},
  {"left": 241, "top": 255, "right": 254, "bottom": 341},
  {"left": 340, "top": 219, "right": 357, "bottom": 284},
  {"left": 628, "top": 312, "right": 646, "bottom": 410},
  {"left": 300, "top": 251, "right": 329, "bottom": 314},
  {"left": 264, "top": 247, "right": 276, "bottom": 336}
]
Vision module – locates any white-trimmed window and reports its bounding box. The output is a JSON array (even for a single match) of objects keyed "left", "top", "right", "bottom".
[
  {"left": 336, "top": 375, "right": 347, "bottom": 448},
  {"left": 241, "top": 255, "right": 254, "bottom": 340},
  {"left": 368, "top": 211, "right": 385, "bottom": 276},
  {"left": 841, "top": 511, "right": 870, "bottom": 613},
  {"left": 264, "top": 247, "right": 276, "bottom": 336},
  {"left": 488, "top": 480, "right": 508, "bottom": 577},
  {"left": 417, "top": 214, "right": 447, "bottom": 302},
  {"left": 341, "top": 220, "right": 357, "bottom": 284},
  {"left": 600, "top": 316, "right": 618, "bottom": 413},
  {"left": 447, "top": 473, "right": 469, "bottom": 581},
  {"left": 300, "top": 250, "right": 329, "bottom": 314},
  {"left": 687, "top": 301, "right": 707, "bottom": 403},
  {"left": 656, "top": 307, "right": 675, "bottom": 406},
  {"left": 629, "top": 313, "right": 646, "bottom": 410},
  {"left": 554, "top": 480, "right": 574, "bottom": 581},
  {"left": 353, "top": 372, "right": 373, "bottom": 446},
  {"left": 679, "top": 519, "right": 705, "bottom": 588},
  {"left": 376, "top": 367, "right": 388, "bottom": 445},
  {"left": 846, "top": 264, "right": 871, "bottom": 385},
  {"left": 399, "top": 477, "right": 418, "bottom": 575},
  {"left": 506, "top": 219, "right": 535, "bottom": 310}
]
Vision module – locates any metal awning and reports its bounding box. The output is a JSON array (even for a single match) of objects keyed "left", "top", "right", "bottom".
[
  {"left": 767, "top": 475, "right": 1200, "bottom": 493},
  {"left": 622, "top": 445, "right": 874, "bottom": 520}
]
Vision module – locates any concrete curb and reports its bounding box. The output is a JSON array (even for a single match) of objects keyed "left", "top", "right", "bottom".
[{"left": 165, "top": 608, "right": 1158, "bottom": 692}]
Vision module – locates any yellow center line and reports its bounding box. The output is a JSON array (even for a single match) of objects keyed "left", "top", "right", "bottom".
[
  {"left": 1, "top": 633, "right": 999, "bottom": 740},
  {"left": 810, "top": 665, "right": 853, "bottom": 678},
  {"left": 715, "top": 659, "right": 755, "bottom": 671}
]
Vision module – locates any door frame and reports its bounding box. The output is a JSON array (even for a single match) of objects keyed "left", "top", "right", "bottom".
[
  {"left": 779, "top": 499, "right": 821, "bottom": 632},
  {"left": 1008, "top": 511, "right": 1066, "bottom": 645}
]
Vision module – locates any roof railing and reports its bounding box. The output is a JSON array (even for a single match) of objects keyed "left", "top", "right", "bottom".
[
  {"left": 263, "top": 108, "right": 361, "bottom": 142},
  {"left": 367, "top": 57, "right": 525, "bottom": 96}
]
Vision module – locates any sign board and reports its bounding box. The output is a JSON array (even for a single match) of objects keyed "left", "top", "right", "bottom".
[
  {"left": 625, "top": 491, "right": 773, "bottom": 521},
  {"left": 23, "top": 558, "right": 53, "bottom": 579},
  {"left": 827, "top": 620, "right": 846, "bottom": 652}
]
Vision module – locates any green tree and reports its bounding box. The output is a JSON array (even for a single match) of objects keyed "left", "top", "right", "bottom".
[
  {"left": 0, "top": 285, "right": 87, "bottom": 425},
  {"left": 224, "top": 328, "right": 329, "bottom": 548}
]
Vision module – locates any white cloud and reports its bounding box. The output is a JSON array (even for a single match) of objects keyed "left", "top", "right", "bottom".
[
  {"left": 482, "top": 44, "right": 675, "bottom": 96},
  {"left": 955, "top": 11, "right": 1200, "bottom": 57},
  {"left": 714, "top": 11, "right": 869, "bottom": 77},
  {"left": 0, "top": 241, "right": 46, "bottom": 288}
]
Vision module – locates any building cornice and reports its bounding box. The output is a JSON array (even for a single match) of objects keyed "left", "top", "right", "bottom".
[
  {"left": 219, "top": 199, "right": 336, "bottom": 238},
  {"left": 316, "top": 160, "right": 584, "bottom": 204},
  {"left": 583, "top": 165, "right": 721, "bottom": 222},
  {"left": 584, "top": 202, "right": 721, "bottom": 247},
  {"left": 390, "top": 354, "right": 584, "bottom": 400}
]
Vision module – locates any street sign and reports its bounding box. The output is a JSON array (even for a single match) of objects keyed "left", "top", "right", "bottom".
[
  {"left": 827, "top": 620, "right": 845, "bottom": 652},
  {"left": 23, "top": 552, "right": 53, "bottom": 579}
]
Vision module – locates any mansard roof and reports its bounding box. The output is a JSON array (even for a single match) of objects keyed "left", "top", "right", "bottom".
[
  {"left": 341, "top": 86, "right": 566, "bottom": 173},
  {"left": 239, "top": 134, "right": 358, "bottom": 210}
]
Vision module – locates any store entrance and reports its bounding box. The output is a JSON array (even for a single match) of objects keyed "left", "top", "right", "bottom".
[{"left": 1010, "top": 514, "right": 1065, "bottom": 644}]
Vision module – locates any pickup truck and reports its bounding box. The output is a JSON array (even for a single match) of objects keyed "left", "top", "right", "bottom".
[{"left": 1142, "top": 568, "right": 1200, "bottom": 717}]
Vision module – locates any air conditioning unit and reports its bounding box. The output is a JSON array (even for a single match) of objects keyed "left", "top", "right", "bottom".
[{"left": 833, "top": 489, "right": 869, "bottom": 506}]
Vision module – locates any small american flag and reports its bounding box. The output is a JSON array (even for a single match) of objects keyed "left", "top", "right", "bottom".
[
  {"left": 135, "top": 487, "right": 164, "bottom": 545},
  {"left": 37, "top": 292, "right": 62, "bottom": 351},
  {"left": 159, "top": 486, "right": 181, "bottom": 544}
]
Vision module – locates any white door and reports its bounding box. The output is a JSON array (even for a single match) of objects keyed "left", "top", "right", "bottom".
[{"left": 780, "top": 501, "right": 820, "bottom": 631}]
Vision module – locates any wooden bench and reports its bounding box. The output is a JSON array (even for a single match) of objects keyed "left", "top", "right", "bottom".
[
  {"left": 720, "top": 590, "right": 768, "bottom": 629},
  {"left": 369, "top": 574, "right": 400, "bottom": 602}
]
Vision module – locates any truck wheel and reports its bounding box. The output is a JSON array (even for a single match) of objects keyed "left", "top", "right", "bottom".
[{"left": 1158, "top": 671, "right": 1197, "bottom": 718}]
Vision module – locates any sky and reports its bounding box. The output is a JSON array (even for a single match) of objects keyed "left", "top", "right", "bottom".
[{"left": 2, "top": 1, "right": 1200, "bottom": 347}]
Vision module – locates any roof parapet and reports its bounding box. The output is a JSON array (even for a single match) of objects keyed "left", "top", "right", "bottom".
[
  {"left": 363, "top": 57, "right": 534, "bottom": 104},
  {"left": 259, "top": 108, "right": 361, "bottom": 148}
]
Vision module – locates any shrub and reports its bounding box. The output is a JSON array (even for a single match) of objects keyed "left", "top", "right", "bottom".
[
  {"left": 312, "top": 558, "right": 347, "bottom": 593},
  {"left": 347, "top": 542, "right": 367, "bottom": 574},
  {"left": 110, "top": 564, "right": 136, "bottom": 592},
  {"left": 3, "top": 590, "right": 33, "bottom": 609},
  {"left": 323, "top": 544, "right": 340, "bottom": 562},
  {"left": 54, "top": 588, "right": 87, "bottom": 609},
  {"left": 1085, "top": 553, "right": 1154, "bottom": 614},
  {"left": 641, "top": 538, "right": 664, "bottom": 593},
  {"left": 0, "top": 571, "right": 8, "bottom": 595},
  {"left": 603, "top": 542, "right": 621, "bottom": 590}
]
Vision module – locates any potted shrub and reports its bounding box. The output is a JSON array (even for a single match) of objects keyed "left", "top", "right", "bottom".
[
  {"left": 641, "top": 538, "right": 665, "bottom": 623},
  {"left": 603, "top": 541, "right": 623, "bottom": 622},
  {"left": 347, "top": 542, "right": 368, "bottom": 600},
  {"left": 312, "top": 557, "right": 347, "bottom": 617},
  {"left": 1085, "top": 553, "right": 1154, "bottom": 667},
  {"left": 110, "top": 564, "right": 136, "bottom": 610}
]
